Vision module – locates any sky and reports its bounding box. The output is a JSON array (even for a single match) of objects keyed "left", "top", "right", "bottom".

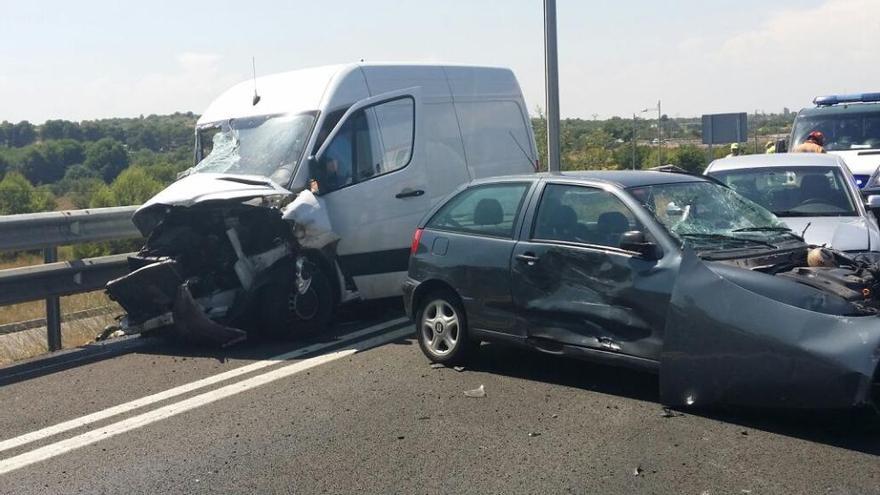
[{"left": 1, "top": 0, "right": 878, "bottom": 123}]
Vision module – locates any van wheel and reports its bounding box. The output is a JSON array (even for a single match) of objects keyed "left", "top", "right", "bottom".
[
  {"left": 260, "top": 260, "right": 333, "bottom": 339},
  {"left": 416, "top": 290, "right": 475, "bottom": 364}
]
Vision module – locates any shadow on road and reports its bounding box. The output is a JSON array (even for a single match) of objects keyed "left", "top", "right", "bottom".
[
  {"left": 470, "top": 341, "right": 880, "bottom": 456},
  {"left": 0, "top": 298, "right": 408, "bottom": 387}
]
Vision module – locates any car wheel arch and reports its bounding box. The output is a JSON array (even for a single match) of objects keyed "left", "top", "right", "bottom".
[{"left": 413, "top": 279, "right": 462, "bottom": 314}]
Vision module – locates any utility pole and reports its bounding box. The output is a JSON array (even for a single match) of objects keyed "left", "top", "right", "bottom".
[{"left": 544, "top": 0, "right": 561, "bottom": 173}]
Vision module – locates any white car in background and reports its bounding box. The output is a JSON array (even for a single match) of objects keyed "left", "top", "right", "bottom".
[{"left": 705, "top": 153, "right": 880, "bottom": 252}]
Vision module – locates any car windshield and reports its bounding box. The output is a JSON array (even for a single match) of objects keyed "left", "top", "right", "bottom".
[
  {"left": 792, "top": 111, "right": 880, "bottom": 151},
  {"left": 628, "top": 181, "right": 796, "bottom": 250},
  {"left": 709, "top": 166, "right": 857, "bottom": 217},
  {"left": 192, "top": 112, "right": 317, "bottom": 184}
]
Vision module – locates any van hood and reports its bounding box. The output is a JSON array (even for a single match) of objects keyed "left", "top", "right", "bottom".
[
  {"left": 132, "top": 173, "right": 292, "bottom": 235},
  {"left": 779, "top": 216, "right": 871, "bottom": 251},
  {"left": 829, "top": 150, "right": 880, "bottom": 179}
]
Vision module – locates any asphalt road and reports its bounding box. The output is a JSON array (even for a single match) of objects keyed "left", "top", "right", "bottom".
[{"left": 1, "top": 302, "right": 879, "bottom": 494}]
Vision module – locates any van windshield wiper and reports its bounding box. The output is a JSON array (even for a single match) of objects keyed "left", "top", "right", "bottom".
[{"left": 679, "top": 233, "right": 778, "bottom": 249}]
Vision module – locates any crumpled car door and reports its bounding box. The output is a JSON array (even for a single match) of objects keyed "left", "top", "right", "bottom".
[{"left": 660, "top": 248, "right": 880, "bottom": 409}]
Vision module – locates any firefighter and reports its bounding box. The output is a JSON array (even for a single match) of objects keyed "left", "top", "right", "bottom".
[
  {"left": 726, "top": 142, "right": 742, "bottom": 157},
  {"left": 794, "top": 130, "right": 826, "bottom": 153},
  {"left": 765, "top": 140, "right": 777, "bottom": 154}
]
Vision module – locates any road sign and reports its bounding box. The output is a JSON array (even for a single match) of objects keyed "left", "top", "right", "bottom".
[{"left": 701, "top": 113, "right": 748, "bottom": 145}]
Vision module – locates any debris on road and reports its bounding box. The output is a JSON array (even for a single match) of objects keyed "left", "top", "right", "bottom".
[
  {"left": 527, "top": 432, "right": 541, "bottom": 437},
  {"left": 429, "top": 363, "right": 445, "bottom": 369},
  {"left": 633, "top": 466, "right": 643, "bottom": 476},
  {"left": 463, "top": 384, "right": 486, "bottom": 398},
  {"left": 453, "top": 366, "right": 465, "bottom": 372},
  {"left": 660, "top": 407, "right": 684, "bottom": 418}
]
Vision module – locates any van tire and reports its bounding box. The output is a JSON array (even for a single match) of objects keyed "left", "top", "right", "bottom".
[
  {"left": 260, "top": 260, "right": 334, "bottom": 340},
  {"left": 415, "top": 289, "right": 476, "bottom": 365}
]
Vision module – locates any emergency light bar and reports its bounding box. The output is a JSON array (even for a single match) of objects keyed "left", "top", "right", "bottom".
[{"left": 814, "top": 93, "right": 880, "bottom": 106}]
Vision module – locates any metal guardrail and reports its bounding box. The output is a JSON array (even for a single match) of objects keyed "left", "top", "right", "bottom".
[{"left": 0, "top": 206, "right": 142, "bottom": 351}]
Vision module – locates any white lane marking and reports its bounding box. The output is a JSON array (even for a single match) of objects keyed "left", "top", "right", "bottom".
[
  {"left": 0, "top": 326, "right": 412, "bottom": 476},
  {"left": 0, "top": 317, "right": 409, "bottom": 455}
]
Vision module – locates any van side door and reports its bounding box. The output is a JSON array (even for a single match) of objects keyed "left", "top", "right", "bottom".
[{"left": 310, "top": 88, "right": 426, "bottom": 299}]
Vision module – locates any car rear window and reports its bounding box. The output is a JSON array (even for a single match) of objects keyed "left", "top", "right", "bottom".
[{"left": 426, "top": 183, "right": 530, "bottom": 238}]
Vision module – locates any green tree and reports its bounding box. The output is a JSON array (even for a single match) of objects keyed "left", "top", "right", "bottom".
[
  {"left": 10, "top": 121, "right": 37, "bottom": 147},
  {"left": 14, "top": 147, "right": 50, "bottom": 184},
  {"left": 84, "top": 138, "right": 129, "bottom": 182},
  {"left": 0, "top": 172, "right": 56, "bottom": 214},
  {"left": 109, "top": 167, "right": 163, "bottom": 205}
]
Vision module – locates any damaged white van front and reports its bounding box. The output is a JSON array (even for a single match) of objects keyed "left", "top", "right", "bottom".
[{"left": 105, "top": 63, "right": 538, "bottom": 345}]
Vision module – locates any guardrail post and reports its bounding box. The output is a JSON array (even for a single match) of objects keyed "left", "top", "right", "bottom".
[{"left": 44, "top": 247, "right": 62, "bottom": 351}]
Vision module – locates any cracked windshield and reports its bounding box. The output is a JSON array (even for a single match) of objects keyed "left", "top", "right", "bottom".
[
  {"left": 629, "top": 181, "right": 794, "bottom": 249},
  {"left": 193, "top": 112, "right": 316, "bottom": 184}
]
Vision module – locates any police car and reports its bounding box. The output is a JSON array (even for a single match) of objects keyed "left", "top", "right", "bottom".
[{"left": 790, "top": 92, "right": 880, "bottom": 188}]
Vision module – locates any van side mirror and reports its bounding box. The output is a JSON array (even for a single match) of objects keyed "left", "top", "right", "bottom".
[
  {"left": 866, "top": 195, "right": 880, "bottom": 210},
  {"left": 620, "top": 230, "right": 660, "bottom": 259}
]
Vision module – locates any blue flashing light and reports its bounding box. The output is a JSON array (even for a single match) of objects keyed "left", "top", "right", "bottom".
[{"left": 814, "top": 93, "right": 880, "bottom": 106}]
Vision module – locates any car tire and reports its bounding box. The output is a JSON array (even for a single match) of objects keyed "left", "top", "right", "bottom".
[
  {"left": 416, "top": 289, "right": 476, "bottom": 364},
  {"left": 260, "top": 259, "right": 334, "bottom": 340}
]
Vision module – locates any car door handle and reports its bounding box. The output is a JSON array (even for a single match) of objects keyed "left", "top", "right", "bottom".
[
  {"left": 395, "top": 189, "right": 425, "bottom": 199},
  {"left": 516, "top": 253, "right": 540, "bottom": 265}
]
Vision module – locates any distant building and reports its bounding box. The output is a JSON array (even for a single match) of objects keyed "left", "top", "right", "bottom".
[{"left": 783, "top": 107, "right": 791, "bottom": 116}]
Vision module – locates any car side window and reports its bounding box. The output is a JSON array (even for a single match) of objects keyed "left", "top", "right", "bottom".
[
  {"left": 427, "top": 183, "right": 530, "bottom": 238},
  {"left": 313, "top": 97, "right": 414, "bottom": 194},
  {"left": 533, "top": 184, "right": 642, "bottom": 249}
]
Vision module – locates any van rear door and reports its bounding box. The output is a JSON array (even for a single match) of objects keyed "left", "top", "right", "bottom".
[{"left": 312, "top": 88, "right": 426, "bottom": 299}]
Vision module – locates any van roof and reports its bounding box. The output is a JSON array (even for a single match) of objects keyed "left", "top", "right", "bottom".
[
  {"left": 797, "top": 101, "right": 880, "bottom": 118},
  {"left": 197, "top": 63, "right": 522, "bottom": 125}
]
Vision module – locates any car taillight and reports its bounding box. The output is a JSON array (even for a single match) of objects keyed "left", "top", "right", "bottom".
[{"left": 410, "top": 228, "right": 424, "bottom": 256}]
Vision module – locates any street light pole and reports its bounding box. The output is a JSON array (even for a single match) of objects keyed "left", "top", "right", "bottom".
[
  {"left": 544, "top": 0, "right": 561, "bottom": 173},
  {"left": 632, "top": 113, "right": 637, "bottom": 170},
  {"left": 657, "top": 99, "right": 662, "bottom": 166}
]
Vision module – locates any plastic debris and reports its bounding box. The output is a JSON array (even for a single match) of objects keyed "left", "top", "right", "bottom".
[
  {"left": 429, "top": 363, "right": 445, "bottom": 369},
  {"left": 633, "top": 466, "right": 643, "bottom": 476},
  {"left": 528, "top": 432, "right": 541, "bottom": 437},
  {"left": 453, "top": 366, "right": 466, "bottom": 372},
  {"left": 660, "top": 407, "right": 684, "bottom": 418},
  {"left": 463, "top": 384, "right": 486, "bottom": 398},
  {"left": 551, "top": 414, "right": 559, "bottom": 419}
]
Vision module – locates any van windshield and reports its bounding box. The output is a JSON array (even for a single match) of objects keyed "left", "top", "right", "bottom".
[
  {"left": 792, "top": 111, "right": 880, "bottom": 151},
  {"left": 192, "top": 112, "right": 317, "bottom": 184}
]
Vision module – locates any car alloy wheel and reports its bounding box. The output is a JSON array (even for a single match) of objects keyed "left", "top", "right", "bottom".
[{"left": 420, "top": 299, "right": 460, "bottom": 357}]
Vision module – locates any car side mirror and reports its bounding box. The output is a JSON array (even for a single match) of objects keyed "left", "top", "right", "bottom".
[
  {"left": 866, "top": 195, "right": 880, "bottom": 210},
  {"left": 620, "top": 230, "right": 660, "bottom": 259}
]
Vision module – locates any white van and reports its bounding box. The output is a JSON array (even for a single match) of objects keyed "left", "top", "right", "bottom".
[{"left": 112, "top": 63, "right": 537, "bottom": 342}]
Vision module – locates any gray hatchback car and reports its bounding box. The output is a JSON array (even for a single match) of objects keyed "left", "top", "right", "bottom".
[{"left": 403, "top": 171, "right": 880, "bottom": 409}]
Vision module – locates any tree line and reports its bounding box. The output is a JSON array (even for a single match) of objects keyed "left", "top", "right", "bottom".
[
  {"left": 0, "top": 110, "right": 795, "bottom": 217},
  {"left": 0, "top": 113, "right": 196, "bottom": 215}
]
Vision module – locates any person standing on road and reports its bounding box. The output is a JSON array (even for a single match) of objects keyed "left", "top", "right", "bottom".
[
  {"left": 794, "top": 130, "right": 827, "bottom": 153},
  {"left": 765, "top": 140, "right": 777, "bottom": 154},
  {"left": 726, "top": 142, "right": 742, "bottom": 157}
]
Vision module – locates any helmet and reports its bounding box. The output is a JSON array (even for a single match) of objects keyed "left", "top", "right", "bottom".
[
  {"left": 807, "top": 130, "right": 825, "bottom": 145},
  {"left": 730, "top": 143, "right": 740, "bottom": 151},
  {"left": 765, "top": 140, "right": 775, "bottom": 149}
]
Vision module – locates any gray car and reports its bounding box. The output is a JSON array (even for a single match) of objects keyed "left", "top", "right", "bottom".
[{"left": 403, "top": 171, "right": 880, "bottom": 409}]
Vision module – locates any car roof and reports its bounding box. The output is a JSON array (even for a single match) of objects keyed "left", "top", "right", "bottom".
[
  {"left": 470, "top": 170, "right": 708, "bottom": 189},
  {"left": 706, "top": 153, "right": 847, "bottom": 173}
]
